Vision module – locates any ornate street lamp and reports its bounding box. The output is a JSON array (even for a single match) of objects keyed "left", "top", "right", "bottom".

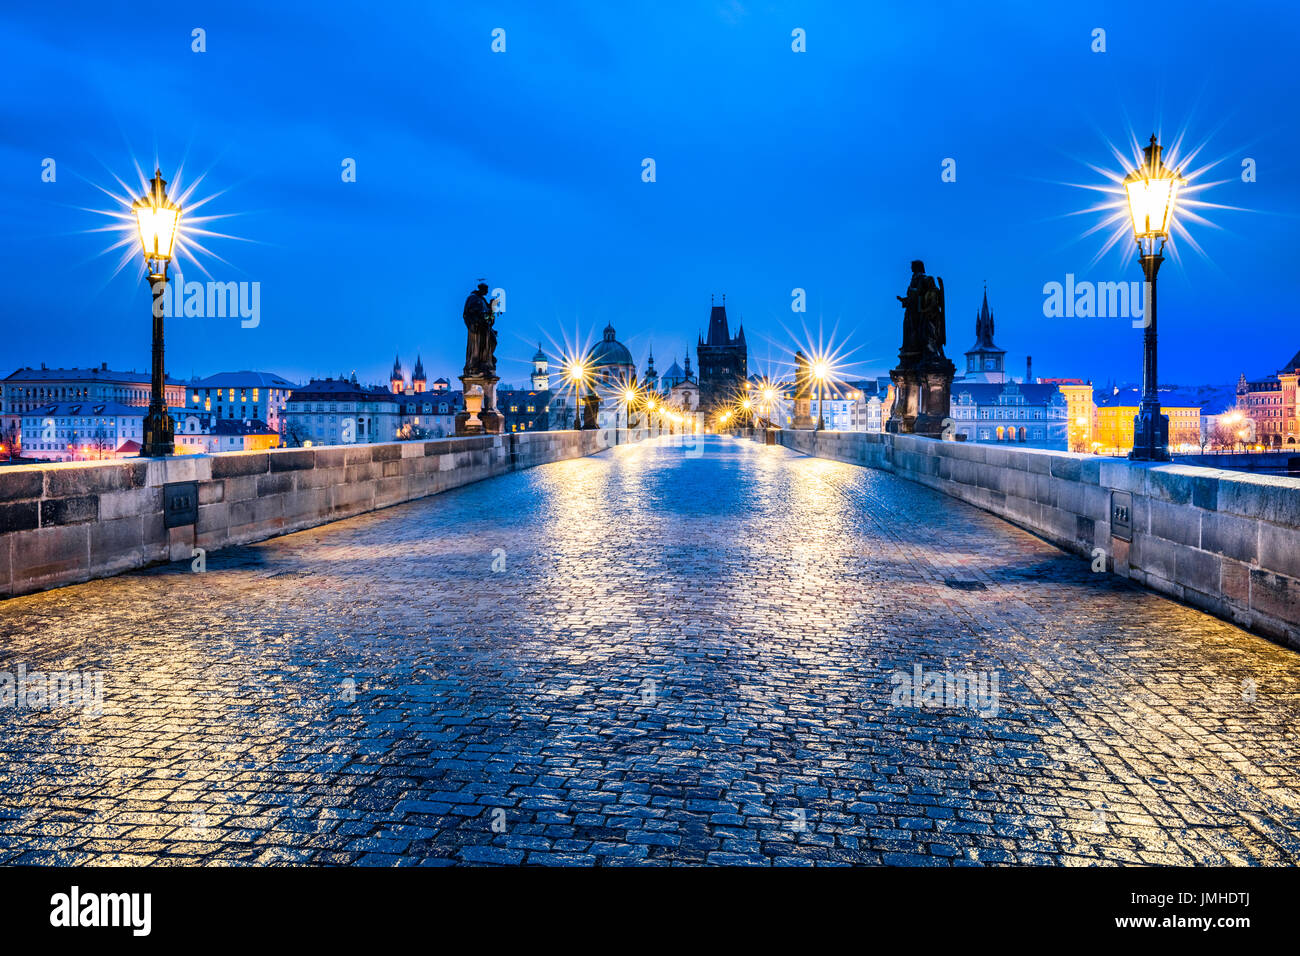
[
  {"left": 813, "top": 360, "right": 828, "bottom": 431},
  {"left": 133, "top": 168, "right": 182, "bottom": 457},
  {"left": 564, "top": 360, "right": 590, "bottom": 430},
  {"left": 1123, "top": 134, "right": 1184, "bottom": 461},
  {"left": 623, "top": 386, "right": 638, "bottom": 441}
]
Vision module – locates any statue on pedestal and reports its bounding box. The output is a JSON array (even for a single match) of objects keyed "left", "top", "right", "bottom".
[
  {"left": 456, "top": 280, "right": 504, "bottom": 436},
  {"left": 792, "top": 349, "right": 815, "bottom": 429},
  {"left": 886, "top": 259, "right": 955, "bottom": 438}
]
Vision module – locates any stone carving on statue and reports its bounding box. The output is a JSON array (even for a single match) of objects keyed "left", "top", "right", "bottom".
[
  {"left": 792, "top": 349, "right": 815, "bottom": 429},
  {"left": 462, "top": 281, "right": 499, "bottom": 377},
  {"left": 897, "top": 259, "right": 946, "bottom": 361},
  {"left": 887, "top": 259, "right": 955, "bottom": 438},
  {"left": 456, "top": 279, "right": 504, "bottom": 436}
]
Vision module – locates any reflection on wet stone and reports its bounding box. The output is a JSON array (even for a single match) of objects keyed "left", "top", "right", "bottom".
[{"left": 0, "top": 436, "right": 1298, "bottom": 866}]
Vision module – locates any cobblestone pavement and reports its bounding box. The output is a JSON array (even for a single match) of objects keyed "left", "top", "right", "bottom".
[{"left": 1, "top": 435, "right": 1299, "bottom": 866}]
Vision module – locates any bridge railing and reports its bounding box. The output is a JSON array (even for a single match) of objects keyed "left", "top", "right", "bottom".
[
  {"left": 0, "top": 430, "right": 608, "bottom": 598},
  {"left": 757, "top": 428, "right": 1300, "bottom": 650}
]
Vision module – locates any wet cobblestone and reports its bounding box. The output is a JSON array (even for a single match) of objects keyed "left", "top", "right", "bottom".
[{"left": 1, "top": 435, "right": 1298, "bottom": 866}]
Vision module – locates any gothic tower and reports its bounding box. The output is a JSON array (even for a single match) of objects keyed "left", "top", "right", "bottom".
[{"left": 696, "top": 294, "right": 748, "bottom": 418}]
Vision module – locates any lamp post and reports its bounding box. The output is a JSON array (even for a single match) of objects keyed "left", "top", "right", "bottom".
[
  {"left": 565, "top": 360, "right": 590, "bottom": 430},
  {"left": 1123, "top": 134, "right": 1184, "bottom": 462},
  {"left": 813, "top": 361, "right": 828, "bottom": 431},
  {"left": 623, "top": 387, "right": 638, "bottom": 442},
  {"left": 133, "top": 168, "right": 182, "bottom": 457}
]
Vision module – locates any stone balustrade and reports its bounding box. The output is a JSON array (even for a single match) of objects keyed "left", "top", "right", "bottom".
[
  {"left": 0, "top": 430, "right": 608, "bottom": 598},
  {"left": 758, "top": 428, "right": 1300, "bottom": 649}
]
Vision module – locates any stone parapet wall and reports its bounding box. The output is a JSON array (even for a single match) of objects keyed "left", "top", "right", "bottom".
[
  {"left": 0, "top": 430, "right": 608, "bottom": 598},
  {"left": 757, "top": 428, "right": 1300, "bottom": 649}
]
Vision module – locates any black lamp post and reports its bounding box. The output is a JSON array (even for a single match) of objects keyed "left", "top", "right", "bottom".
[
  {"left": 133, "top": 169, "right": 181, "bottom": 457},
  {"left": 1123, "top": 134, "right": 1183, "bottom": 462}
]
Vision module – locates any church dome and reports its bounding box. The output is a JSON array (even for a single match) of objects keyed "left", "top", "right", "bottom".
[{"left": 586, "top": 324, "right": 633, "bottom": 369}]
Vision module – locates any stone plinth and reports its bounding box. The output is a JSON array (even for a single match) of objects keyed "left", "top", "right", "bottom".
[{"left": 456, "top": 375, "right": 504, "bottom": 436}]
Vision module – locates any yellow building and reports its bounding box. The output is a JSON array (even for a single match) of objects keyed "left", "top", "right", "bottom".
[
  {"left": 1043, "top": 380, "right": 1094, "bottom": 453},
  {"left": 1094, "top": 388, "right": 1202, "bottom": 455}
]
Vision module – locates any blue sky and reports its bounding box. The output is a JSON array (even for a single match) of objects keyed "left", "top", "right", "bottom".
[{"left": 2, "top": 0, "right": 1298, "bottom": 389}]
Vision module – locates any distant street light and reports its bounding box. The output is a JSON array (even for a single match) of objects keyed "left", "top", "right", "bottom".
[
  {"left": 813, "top": 360, "right": 828, "bottom": 431},
  {"left": 1123, "top": 134, "right": 1184, "bottom": 461},
  {"left": 133, "top": 169, "right": 182, "bottom": 457},
  {"left": 564, "top": 360, "right": 591, "bottom": 430}
]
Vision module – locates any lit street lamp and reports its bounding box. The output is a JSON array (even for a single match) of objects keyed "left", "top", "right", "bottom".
[
  {"left": 133, "top": 169, "right": 182, "bottom": 457},
  {"left": 1123, "top": 134, "right": 1184, "bottom": 461},
  {"left": 813, "top": 360, "right": 828, "bottom": 431},
  {"left": 564, "top": 359, "right": 591, "bottom": 430}
]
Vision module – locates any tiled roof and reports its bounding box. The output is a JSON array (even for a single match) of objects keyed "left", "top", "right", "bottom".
[
  {"left": 4, "top": 366, "right": 184, "bottom": 385},
  {"left": 189, "top": 371, "right": 297, "bottom": 389}
]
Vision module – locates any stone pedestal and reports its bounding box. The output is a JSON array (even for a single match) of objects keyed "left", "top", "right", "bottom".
[
  {"left": 887, "top": 355, "right": 954, "bottom": 437},
  {"left": 456, "top": 375, "right": 504, "bottom": 436},
  {"left": 912, "top": 356, "right": 956, "bottom": 437},
  {"left": 792, "top": 395, "right": 814, "bottom": 430}
]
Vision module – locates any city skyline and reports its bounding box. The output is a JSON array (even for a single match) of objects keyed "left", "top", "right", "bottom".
[{"left": 3, "top": 1, "right": 1297, "bottom": 391}]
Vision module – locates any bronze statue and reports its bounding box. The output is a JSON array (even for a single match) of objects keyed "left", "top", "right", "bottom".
[
  {"left": 897, "top": 259, "right": 946, "bottom": 360},
  {"left": 462, "top": 281, "right": 499, "bottom": 376}
]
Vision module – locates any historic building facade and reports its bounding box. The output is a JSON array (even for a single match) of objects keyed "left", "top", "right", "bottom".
[
  {"left": 284, "top": 376, "right": 399, "bottom": 446},
  {"left": 185, "top": 371, "right": 297, "bottom": 433},
  {"left": 948, "top": 381, "right": 1069, "bottom": 447},
  {"left": 1237, "top": 348, "right": 1300, "bottom": 448},
  {"left": 2, "top": 364, "right": 186, "bottom": 456},
  {"left": 1093, "top": 387, "right": 1203, "bottom": 455},
  {"left": 696, "top": 297, "right": 748, "bottom": 421}
]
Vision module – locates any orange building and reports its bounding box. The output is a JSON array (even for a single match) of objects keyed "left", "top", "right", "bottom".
[{"left": 1094, "top": 388, "right": 1202, "bottom": 455}]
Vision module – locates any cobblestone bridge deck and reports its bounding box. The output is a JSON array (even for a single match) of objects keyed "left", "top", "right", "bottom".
[{"left": 1, "top": 435, "right": 1298, "bottom": 865}]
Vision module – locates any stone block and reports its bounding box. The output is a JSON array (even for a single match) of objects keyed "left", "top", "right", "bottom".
[
  {"left": 197, "top": 481, "right": 225, "bottom": 505},
  {"left": 1217, "top": 474, "right": 1300, "bottom": 526},
  {"left": 0, "top": 468, "right": 43, "bottom": 502},
  {"left": 1098, "top": 459, "right": 1149, "bottom": 495},
  {"left": 45, "top": 460, "right": 147, "bottom": 497},
  {"left": 99, "top": 486, "right": 163, "bottom": 521},
  {"left": 1174, "top": 545, "right": 1221, "bottom": 597},
  {"left": 1221, "top": 558, "right": 1251, "bottom": 605},
  {"left": 229, "top": 495, "right": 282, "bottom": 529},
  {"left": 1251, "top": 569, "right": 1300, "bottom": 624},
  {"left": 210, "top": 452, "right": 269, "bottom": 478},
  {"left": 222, "top": 475, "right": 260, "bottom": 503},
  {"left": 0, "top": 500, "right": 40, "bottom": 533},
  {"left": 89, "top": 515, "right": 149, "bottom": 569},
  {"left": 1131, "top": 532, "right": 1177, "bottom": 582},
  {"left": 40, "top": 495, "right": 99, "bottom": 527},
  {"left": 1200, "top": 511, "right": 1258, "bottom": 564},
  {"left": 371, "top": 443, "right": 402, "bottom": 462},
  {"left": 1148, "top": 498, "right": 1200, "bottom": 548},
  {"left": 268, "top": 449, "right": 316, "bottom": 472},
  {"left": 146, "top": 456, "right": 210, "bottom": 486},
  {"left": 1258, "top": 521, "right": 1300, "bottom": 582},
  {"left": 256, "top": 472, "right": 295, "bottom": 497},
  {"left": 10, "top": 524, "right": 89, "bottom": 587}
]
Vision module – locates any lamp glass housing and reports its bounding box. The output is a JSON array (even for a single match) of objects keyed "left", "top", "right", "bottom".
[
  {"left": 1123, "top": 136, "right": 1183, "bottom": 241},
  {"left": 133, "top": 170, "right": 181, "bottom": 262}
]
